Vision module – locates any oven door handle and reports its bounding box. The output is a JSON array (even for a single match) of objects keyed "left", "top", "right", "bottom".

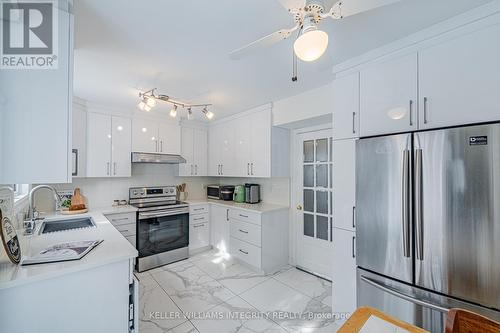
[{"left": 139, "top": 209, "right": 189, "bottom": 219}]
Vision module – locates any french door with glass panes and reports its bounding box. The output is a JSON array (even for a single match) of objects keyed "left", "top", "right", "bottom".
[{"left": 295, "top": 129, "right": 333, "bottom": 279}]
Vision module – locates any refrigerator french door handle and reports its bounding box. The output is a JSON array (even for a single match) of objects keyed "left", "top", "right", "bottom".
[
  {"left": 402, "top": 149, "right": 410, "bottom": 258},
  {"left": 415, "top": 148, "right": 424, "bottom": 261},
  {"left": 360, "top": 276, "right": 449, "bottom": 313}
]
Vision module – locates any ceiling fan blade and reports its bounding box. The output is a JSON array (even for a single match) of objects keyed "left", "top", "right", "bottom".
[
  {"left": 326, "top": 0, "right": 401, "bottom": 19},
  {"left": 229, "top": 25, "right": 299, "bottom": 60}
]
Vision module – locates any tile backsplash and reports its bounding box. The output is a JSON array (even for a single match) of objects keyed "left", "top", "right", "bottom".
[{"left": 35, "top": 164, "right": 290, "bottom": 212}]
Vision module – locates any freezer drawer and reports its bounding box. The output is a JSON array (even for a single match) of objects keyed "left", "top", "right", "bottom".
[
  {"left": 357, "top": 268, "right": 500, "bottom": 333},
  {"left": 356, "top": 133, "right": 413, "bottom": 283},
  {"left": 415, "top": 124, "right": 500, "bottom": 309}
]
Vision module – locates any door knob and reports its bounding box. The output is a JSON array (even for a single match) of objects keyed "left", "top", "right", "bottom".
[{"left": 296, "top": 204, "right": 303, "bottom": 211}]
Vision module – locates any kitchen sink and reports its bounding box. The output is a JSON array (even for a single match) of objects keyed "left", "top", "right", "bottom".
[{"left": 39, "top": 217, "right": 96, "bottom": 235}]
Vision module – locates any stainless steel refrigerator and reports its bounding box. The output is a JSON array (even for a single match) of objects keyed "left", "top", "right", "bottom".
[{"left": 355, "top": 123, "right": 500, "bottom": 332}]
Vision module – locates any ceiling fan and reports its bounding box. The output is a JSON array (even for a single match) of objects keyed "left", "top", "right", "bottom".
[{"left": 229, "top": 0, "right": 401, "bottom": 62}]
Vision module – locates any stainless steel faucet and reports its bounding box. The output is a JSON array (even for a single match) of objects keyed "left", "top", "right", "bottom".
[{"left": 24, "top": 185, "right": 62, "bottom": 235}]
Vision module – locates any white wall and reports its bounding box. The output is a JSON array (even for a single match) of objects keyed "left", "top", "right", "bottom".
[{"left": 272, "top": 83, "right": 333, "bottom": 127}]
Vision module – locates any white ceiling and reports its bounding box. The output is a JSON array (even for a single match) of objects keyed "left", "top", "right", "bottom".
[{"left": 74, "top": 0, "right": 492, "bottom": 121}]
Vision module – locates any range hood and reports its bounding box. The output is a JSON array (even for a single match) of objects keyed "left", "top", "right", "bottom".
[{"left": 131, "top": 152, "right": 186, "bottom": 164}]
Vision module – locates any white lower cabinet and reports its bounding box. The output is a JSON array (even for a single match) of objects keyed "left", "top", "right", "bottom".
[
  {"left": 332, "top": 227, "right": 357, "bottom": 320},
  {"left": 104, "top": 212, "right": 136, "bottom": 247},
  {"left": 227, "top": 207, "right": 288, "bottom": 274},
  {"left": 210, "top": 204, "right": 230, "bottom": 253},
  {"left": 189, "top": 205, "right": 210, "bottom": 252}
]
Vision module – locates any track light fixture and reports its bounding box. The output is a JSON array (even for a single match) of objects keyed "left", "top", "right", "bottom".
[
  {"left": 138, "top": 88, "right": 213, "bottom": 120},
  {"left": 169, "top": 105, "right": 178, "bottom": 118}
]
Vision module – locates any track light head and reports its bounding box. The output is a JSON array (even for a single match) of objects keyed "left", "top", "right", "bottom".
[
  {"left": 170, "top": 104, "right": 178, "bottom": 118},
  {"left": 203, "top": 106, "right": 214, "bottom": 120}
]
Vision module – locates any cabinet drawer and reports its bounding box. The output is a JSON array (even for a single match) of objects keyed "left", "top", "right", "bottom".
[
  {"left": 189, "top": 222, "right": 209, "bottom": 250},
  {"left": 114, "top": 222, "right": 136, "bottom": 237},
  {"left": 190, "top": 204, "right": 209, "bottom": 215},
  {"left": 105, "top": 212, "right": 136, "bottom": 226},
  {"left": 228, "top": 209, "right": 261, "bottom": 226},
  {"left": 125, "top": 235, "right": 136, "bottom": 247},
  {"left": 230, "top": 219, "right": 261, "bottom": 247},
  {"left": 230, "top": 237, "right": 261, "bottom": 269},
  {"left": 190, "top": 213, "right": 209, "bottom": 225}
]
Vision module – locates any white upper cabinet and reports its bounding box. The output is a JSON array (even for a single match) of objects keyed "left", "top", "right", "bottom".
[
  {"left": 360, "top": 53, "right": 417, "bottom": 137},
  {"left": 87, "top": 113, "right": 113, "bottom": 177},
  {"left": 332, "top": 73, "right": 360, "bottom": 140},
  {"left": 132, "top": 118, "right": 180, "bottom": 154},
  {"left": 208, "top": 123, "right": 222, "bottom": 176},
  {"left": 132, "top": 118, "right": 158, "bottom": 153},
  {"left": 0, "top": 7, "right": 73, "bottom": 184},
  {"left": 418, "top": 23, "right": 500, "bottom": 129},
  {"left": 111, "top": 116, "right": 132, "bottom": 177},
  {"left": 193, "top": 128, "right": 208, "bottom": 176},
  {"left": 72, "top": 103, "right": 87, "bottom": 178},
  {"left": 332, "top": 139, "right": 356, "bottom": 232},
  {"left": 249, "top": 110, "right": 272, "bottom": 177},
  {"left": 179, "top": 127, "right": 207, "bottom": 176},
  {"left": 179, "top": 127, "right": 194, "bottom": 176},
  {"left": 87, "top": 113, "right": 131, "bottom": 178},
  {"left": 158, "top": 122, "right": 181, "bottom": 154},
  {"left": 208, "top": 106, "right": 289, "bottom": 178}
]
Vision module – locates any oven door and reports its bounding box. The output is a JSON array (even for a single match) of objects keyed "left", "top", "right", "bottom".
[{"left": 137, "top": 208, "right": 189, "bottom": 258}]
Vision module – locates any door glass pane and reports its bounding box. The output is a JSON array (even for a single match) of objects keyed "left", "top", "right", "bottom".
[
  {"left": 329, "top": 164, "right": 333, "bottom": 189},
  {"left": 304, "top": 140, "right": 314, "bottom": 162},
  {"left": 304, "top": 189, "right": 314, "bottom": 212},
  {"left": 304, "top": 214, "right": 314, "bottom": 237},
  {"left": 317, "top": 216, "right": 328, "bottom": 240},
  {"left": 329, "top": 137, "right": 333, "bottom": 162},
  {"left": 330, "top": 217, "right": 333, "bottom": 242},
  {"left": 316, "top": 164, "right": 328, "bottom": 188},
  {"left": 316, "top": 139, "right": 328, "bottom": 162},
  {"left": 316, "top": 191, "right": 328, "bottom": 214},
  {"left": 304, "top": 165, "right": 314, "bottom": 187}
]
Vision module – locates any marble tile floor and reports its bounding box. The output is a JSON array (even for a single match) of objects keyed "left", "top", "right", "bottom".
[{"left": 135, "top": 249, "right": 341, "bottom": 333}]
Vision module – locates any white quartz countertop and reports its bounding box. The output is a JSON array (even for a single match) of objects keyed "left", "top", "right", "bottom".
[
  {"left": 0, "top": 207, "right": 138, "bottom": 290},
  {"left": 185, "top": 199, "right": 289, "bottom": 213}
]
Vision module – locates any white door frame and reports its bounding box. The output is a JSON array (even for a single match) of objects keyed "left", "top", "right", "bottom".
[{"left": 290, "top": 123, "right": 332, "bottom": 279}]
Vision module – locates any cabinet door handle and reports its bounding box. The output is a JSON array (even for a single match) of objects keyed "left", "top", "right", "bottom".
[
  {"left": 111, "top": 217, "right": 130, "bottom": 222},
  {"left": 155, "top": 140, "right": 158, "bottom": 152},
  {"left": 191, "top": 164, "right": 194, "bottom": 175},
  {"left": 193, "top": 217, "right": 204, "bottom": 221},
  {"left": 106, "top": 162, "right": 110, "bottom": 176},
  {"left": 239, "top": 249, "right": 249, "bottom": 255},
  {"left": 352, "top": 236, "right": 356, "bottom": 258},
  {"left": 247, "top": 163, "right": 250, "bottom": 175},
  {"left": 352, "top": 112, "right": 356, "bottom": 134},
  {"left": 195, "top": 164, "right": 198, "bottom": 175},
  {"left": 226, "top": 209, "right": 229, "bottom": 221},
  {"left": 251, "top": 163, "right": 254, "bottom": 175},
  {"left": 193, "top": 208, "right": 204, "bottom": 211},
  {"left": 193, "top": 224, "right": 205, "bottom": 228},
  {"left": 221, "top": 164, "right": 223, "bottom": 175},
  {"left": 423, "top": 97, "right": 428, "bottom": 124},
  {"left": 239, "top": 229, "right": 248, "bottom": 234},
  {"left": 352, "top": 206, "right": 356, "bottom": 228},
  {"left": 113, "top": 162, "right": 117, "bottom": 176},
  {"left": 121, "top": 229, "right": 129, "bottom": 233},
  {"left": 160, "top": 140, "right": 163, "bottom": 152},
  {"left": 239, "top": 214, "right": 249, "bottom": 218},
  {"left": 409, "top": 100, "right": 414, "bottom": 126}
]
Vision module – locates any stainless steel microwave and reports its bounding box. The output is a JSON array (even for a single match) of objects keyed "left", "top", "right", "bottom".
[{"left": 207, "top": 185, "right": 222, "bottom": 200}]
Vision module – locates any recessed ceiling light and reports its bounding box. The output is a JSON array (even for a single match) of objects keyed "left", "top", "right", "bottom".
[
  {"left": 117, "top": 125, "right": 123, "bottom": 131},
  {"left": 142, "top": 127, "right": 147, "bottom": 133}
]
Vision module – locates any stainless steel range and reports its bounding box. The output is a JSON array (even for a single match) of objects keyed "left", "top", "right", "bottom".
[{"left": 129, "top": 186, "right": 189, "bottom": 272}]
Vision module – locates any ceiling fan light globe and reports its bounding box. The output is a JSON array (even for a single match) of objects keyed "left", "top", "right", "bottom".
[
  {"left": 144, "top": 105, "right": 152, "bottom": 112},
  {"left": 138, "top": 101, "right": 146, "bottom": 110},
  {"left": 293, "top": 29, "right": 329, "bottom": 62}
]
